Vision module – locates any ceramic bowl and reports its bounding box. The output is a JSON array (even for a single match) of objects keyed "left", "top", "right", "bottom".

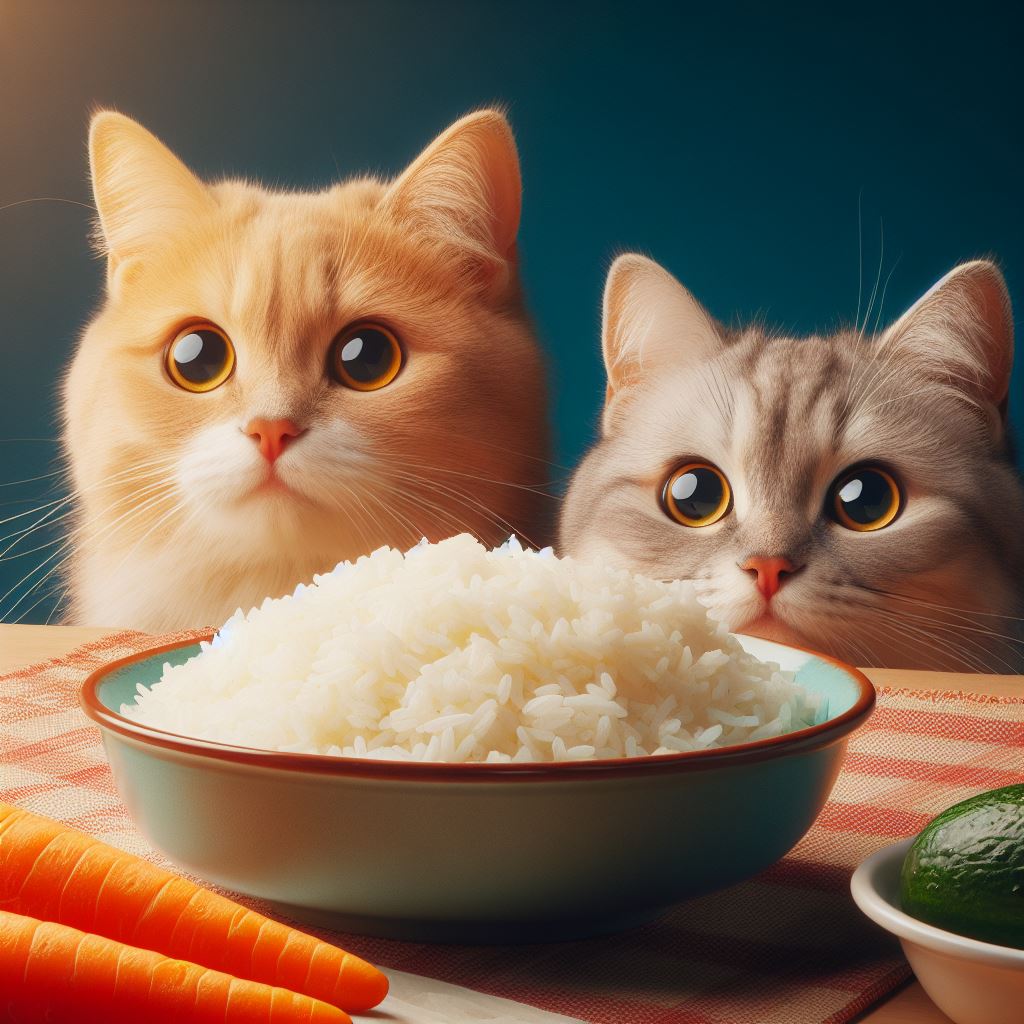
[
  {"left": 851, "top": 839, "right": 1024, "bottom": 1024},
  {"left": 82, "top": 634, "right": 874, "bottom": 942}
]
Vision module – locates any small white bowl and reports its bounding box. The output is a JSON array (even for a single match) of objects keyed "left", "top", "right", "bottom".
[{"left": 851, "top": 838, "right": 1024, "bottom": 1024}]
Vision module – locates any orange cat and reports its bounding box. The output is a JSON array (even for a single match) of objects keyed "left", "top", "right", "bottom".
[{"left": 63, "top": 110, "right": 549, "bottom": 631}]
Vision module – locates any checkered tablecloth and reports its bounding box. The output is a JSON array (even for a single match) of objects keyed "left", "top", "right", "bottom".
[{"left": 3, "top": 629, "right": 1023, "bottom": 1024}]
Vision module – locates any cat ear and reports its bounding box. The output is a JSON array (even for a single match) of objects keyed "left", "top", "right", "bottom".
[
  {"left": 89, "top": 110, "right": 213, "bottom": 280},
  {"left": 380, "top": 109, "right": 521, "bottom": 293},
  {"left": 882, "top": 260, "right": 1014, "bottom": 414},
  {"left": 602, "top": 254, "right": 723, "bottom": 396}
]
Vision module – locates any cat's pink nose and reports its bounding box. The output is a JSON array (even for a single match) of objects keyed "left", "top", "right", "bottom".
[
  {"left": 244, "top": 418, "right": 305, "bottom": 463},
  {"left": 740, "top": 556, "right": 801, "bottom": 601}
]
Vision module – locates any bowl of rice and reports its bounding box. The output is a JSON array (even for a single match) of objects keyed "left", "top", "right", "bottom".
[{"left": 82, "top": 535, "right": 875, "bottom": 942}]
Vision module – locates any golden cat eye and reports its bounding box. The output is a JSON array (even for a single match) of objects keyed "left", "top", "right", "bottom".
[
  {"left": 165, "top": 324, "right": 235, "bottom": 393},
  {"left": 662, "top": 462, "right": 732, "bottom": 527},
  {"left": 330, "top": 322, "right": 403, "bottom": 391},
  {"left": 829, "top": 465, "right": 901, "bottom": 532}
]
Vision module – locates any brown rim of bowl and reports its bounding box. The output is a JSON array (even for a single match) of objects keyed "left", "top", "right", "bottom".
[{"left": 80, "top": 633, "right": 876, "bottom": 783}]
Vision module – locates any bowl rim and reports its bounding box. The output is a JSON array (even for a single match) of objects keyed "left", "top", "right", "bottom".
[
  {"left": 81, "top": 633, "right": 875, "bottom": 783},
  {"left": 850, "top": 837, "right": 1024, "bottom": 968}
]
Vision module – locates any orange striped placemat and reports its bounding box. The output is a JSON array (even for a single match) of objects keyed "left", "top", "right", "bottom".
[{"left": 2, "top": 630, "right": 1023, "bottom": 1024}]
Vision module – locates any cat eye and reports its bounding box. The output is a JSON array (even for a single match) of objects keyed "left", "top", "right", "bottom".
[
  {"left": 662, "top": 462, "right": 732, "bottom": 528},
  {"left": 829, "top": 465, "right": 901, "bottom": 532},
  {"left": 330, "top": 322, "right": 403, "bottom": 391},
  {"left": 165, "top": 324, "right": 235, "bottom": 393}
]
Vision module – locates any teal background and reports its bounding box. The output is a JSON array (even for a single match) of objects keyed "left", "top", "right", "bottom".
[{"left": 0, "top": 0, "right": 1021, "bottom": 623}]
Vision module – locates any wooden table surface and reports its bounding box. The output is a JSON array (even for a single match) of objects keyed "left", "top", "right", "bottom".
[{"left": 5, "top": 625, "right": 1021, "bottom": 1024}]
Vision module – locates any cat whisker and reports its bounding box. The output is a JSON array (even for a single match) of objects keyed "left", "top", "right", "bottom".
[
  {"left": 0, "top": 196, "right": 96, "bottom": 214},
  {"left": 823, "top": 618, "right": 878, "bottom": 668},
  {"left": 859, "top": 359, "right": 994, "bottom": 428},
  {"left": 10, "top": 580, "right": 69, "bottom": 627},
  {"left": 386, "top": 472, "right": 510, "bottom": 542},
  {"left": 45, "top": 592, "right": 66, "bottom": 625},
  {"left": 413, "top": 482, "right": 539, "bottom": 547},
  {"left": 825, "top": 608, "right": 939, "bottom": 671},
  {"left": 382, "top": 460, "right": 554, "bottom": 512},
  {"left": 368, "top": 466, "right": 496, "bottom": 530},
  {"left": 40, "top": 475, "right": 179, "bottom": 569},
  {"left": 333, "top": 477, "right": 385, "bottom": 555},
  {"left": 862, "top": 618, "right": 959, "bottom": 673},
  {"left": 865, "top": 618, "right": 966, "bottom": 672},
  {"left": 870, "top": 254, "right": 901, "bottom": 338},
  {"left": 691, "top": 363, "right": 736, "bottom": 435},
  {"left": 842, "top": 595, "right": 1022, "bottom": 673},
  {"left": 0, "top": 496, "right": 72, "bottom": 531},
  {"left": 0, "top": 453, "right": 177, "bottom": 528},
  {"left": 854, "top": 189, "right": 865, "bottom": 335},
  {"left": 1, "top": 493, "right": 99, "bottom": 553},
  {"left": 860, "top": 583, "right": 1024, "bottom": 626},
  {"left": 368, "top": 472, "right": 442, "bottom": 546},
  {"left": 317, "top": 467, "right": 439, "bottom": 551},
  {"left": 773, "top": 600, "right": 934, "bottom": 670},
  {"left": 381, "top": 467, "right": 543, "bottom": 548},
  {"left": 369, "top": 471, "right": 491, "bottom": 542},
  {"left": 0, "top": 466, "right": 177, "bottom": 558},
  {"left": 0, "top": 484, "right": 178, "bottom": 622},
  {"left": 103, "top": 492, "right": 194, "bottom": 582},
  {"left": 844, "top": 587, "right": 1022, "bottom": 643},
  {"left": 30, "top": 484, "right": 200, "bottom": 627},
  {"left": 371, "top": 434, "right": 567, "bottom": 485},
  {"left": 0, "top": 535, "right": 70, "bottom": 563},
  {"left": 886, "top": 605, "right": 1024, "bottom": 651},
  {"left": 845, "top": 341, "right": 909, "bottom": 423},
  {"left": 857, "top": 385, "right": 957, "bottom": 421},
  {"left": 374, "top": 458, "right": 564, "bottom": 502},
  {"left": 385, "top": 424, "right": 570, "bottom": 474},
  {"left": 0, "top": 468, "right": 66, "bottom": 488},
  {"left": 891, "top": 612, "right": 1024, "bottom": 673},
  {"left": 841, "top": 283, "right": 912, "bottom": 420},
  {"left": 361, "top": 480, "right": 460, "bottom": 546},
  {"left": 355, "top": 487, "right": 424, "bottom": 550},
  {"left": 851, "top": 631, "right": 884, "bottom": 671},
  {"left": 858, "top": 216, "right": 885, "bottom": 340},
  {"left": 68, "top": 475, "right": 181, "bottom": 536},
  {"left": 893, "top": 618, "right": 1015, "bottom": 675}
]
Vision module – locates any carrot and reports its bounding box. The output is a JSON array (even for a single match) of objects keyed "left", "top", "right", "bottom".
[
  {"left": 0, "top": 802, "right": 388, "bottom": 1012},
  {"left": 0, "top": 910, "right": 351, "bottom": 1023}
]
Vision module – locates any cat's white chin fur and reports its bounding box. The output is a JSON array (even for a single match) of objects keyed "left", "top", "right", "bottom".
[
  {"left": 66, "top": 417, "right": 396, "bottom": 629},
  {"left": 735, "top": 613, "right": 810, "bottom": 650},
  {"left": 175, "top": 418, "right": 375, "bottom": 537}
]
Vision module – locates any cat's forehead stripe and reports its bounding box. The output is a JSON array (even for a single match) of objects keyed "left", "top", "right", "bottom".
[
  {"left": 799, "top": 352, "right": 843, "bottom": 419},
  {"left": 219, "top": 213, "right": 361, "bottom": 352},
  {"left": 732, "top": 342, "right": 843, "bottom": 504}
]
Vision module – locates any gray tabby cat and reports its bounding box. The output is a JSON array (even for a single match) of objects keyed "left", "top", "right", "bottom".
[{"left": 560, "top": 254, "right": 1024, "bottom": 672}]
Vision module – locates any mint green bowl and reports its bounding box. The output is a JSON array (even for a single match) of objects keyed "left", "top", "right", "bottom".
[{"left": 81, "top": 635, "right": 873, "bottom": 942}]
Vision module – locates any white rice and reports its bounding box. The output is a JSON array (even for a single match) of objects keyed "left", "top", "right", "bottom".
[{"left": 122, "top": 535, "right": 822, "bottom": 762}]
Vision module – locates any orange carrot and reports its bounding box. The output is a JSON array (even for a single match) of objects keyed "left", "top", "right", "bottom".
[
  {"left": 0, "top": 909, "right": 351, "bottom": 1023},
  {"left": 0, "top": 802, "right": 388, "bottom": 1012}
]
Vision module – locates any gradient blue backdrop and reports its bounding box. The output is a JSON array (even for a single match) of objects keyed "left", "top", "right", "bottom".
[{"left": 1, "top": 0, "right": 1021, "bottom": 623}]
